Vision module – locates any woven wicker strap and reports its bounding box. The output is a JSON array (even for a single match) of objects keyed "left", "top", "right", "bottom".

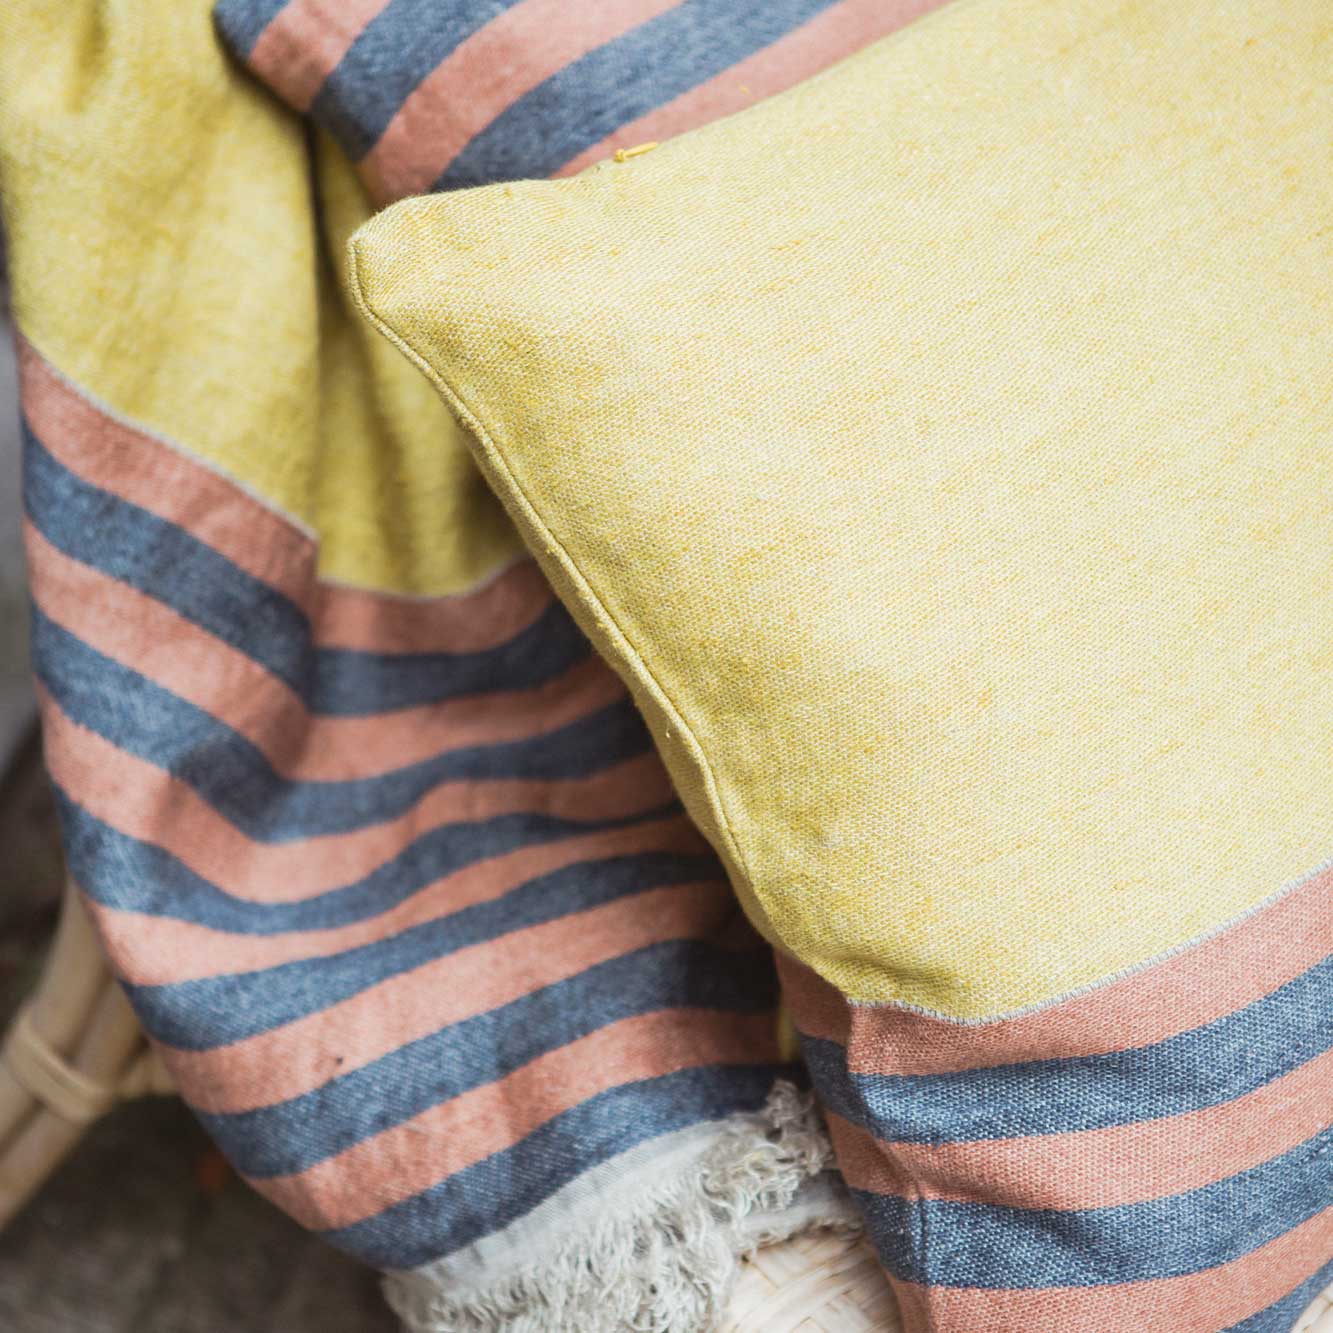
[
  {"left": 1300, "top": 1285, "right": 1333, "bottom": 1331},
  {"left": 1, "top": 1006, "right": 122, "bottom": 1126},
  {"left": 116, "top": 1045, "right": 174, "bottom": 1100}
]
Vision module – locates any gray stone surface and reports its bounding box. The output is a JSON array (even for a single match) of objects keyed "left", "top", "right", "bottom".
[{"left": 0, "top": 1098, "right": 397, "bottom": 1333}]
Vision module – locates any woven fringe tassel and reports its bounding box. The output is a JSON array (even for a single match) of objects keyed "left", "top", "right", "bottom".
[{"left": 384, "top": 1082, "right": 859, "bottom": 1333}]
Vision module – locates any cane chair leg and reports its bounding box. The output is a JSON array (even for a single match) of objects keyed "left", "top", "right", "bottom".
[
  {"left": 0, "top": 881, "right": 172, "bottom": 1230},
  {"left": 1298, "top": 1285, "right": 1333, "bottom": 1333},
  {"left": 0, "top": 882, "right": 105, "bottom": 1147}
]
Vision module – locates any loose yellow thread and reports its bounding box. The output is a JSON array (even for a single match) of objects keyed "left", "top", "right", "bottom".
[{"left": 613, "top": 142, "right": 659, "bottom": 163}]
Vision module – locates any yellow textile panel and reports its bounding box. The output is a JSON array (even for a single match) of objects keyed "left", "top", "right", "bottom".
[
  {"left": 0, "top": 0, "right": 518, "bottom": 594},
  {"left": 352, "top": 0, "right": 1333, "bottom": 1017}
]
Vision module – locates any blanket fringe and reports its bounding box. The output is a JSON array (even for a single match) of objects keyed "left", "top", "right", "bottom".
[{"left": 384, "top": 1081, "right": 858, "bottom": 1332}]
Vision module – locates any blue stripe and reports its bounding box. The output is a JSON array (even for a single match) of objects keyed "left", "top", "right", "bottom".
[
  {"left": 36, "top": 610, "right": 652, "bottom": 842},
  {"left": 1224, "top": 1254, "right": 1333, "bottom": 1332},
  {"left": 126, "top": 850, "right": 726, "bottom": 1045},
  {"left": 436, "top": 0, "right": 841, "bottom": 190},
  {"left": 310, "top": 0, "right": 527, "bottom": 160},
  {"left": 61, "top": 791, "right": 707, "bottom": 935},
  {"left": 24, "top": 423, "right": 591, "bottom": 715},
  {"left": 854, "top": 1125, "right": 1332, "bottom": 1288},
  {"left": 212, "top": 0, "right": 289, "bottom": 59},
  {"left": 197, "top": 938, "right": 778, "bottom": 1178},
  {"left": 801, "top": 952, "right": 1333, "bottom": 1142},
  {"left": 325, "top": 1063, "right": 787, "bottom": 1268}
]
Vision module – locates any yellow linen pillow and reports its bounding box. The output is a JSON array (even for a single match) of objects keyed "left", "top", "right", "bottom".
[
  {"left": 350, "top": 4, "right": 1333, "bottom": 1321},
  {"left": 349, "top": 0, "right": 1333, "bottom": 1023}
]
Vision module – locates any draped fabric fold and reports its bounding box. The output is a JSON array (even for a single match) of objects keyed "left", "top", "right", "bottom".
[{"left": 0, "top": 3, "right": 871, "bottom": 1325}]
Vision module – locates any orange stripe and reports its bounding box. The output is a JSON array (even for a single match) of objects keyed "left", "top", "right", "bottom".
[
  {"left": 163, "top": 881, "right": 740, "bottom": 1113},
  {"left": 29, "top": 521, "right": 621, "bottom": 781},
  {"left": 888, "top": 1209, "right": 1333, "bottom": 1333},
  {"left": 823, "top": 1114, "right": 915, "bottom": 1194},
  {"left": 777, "top": 861, "right": 1333, "bottom": 1072},
  {"left": 557, "top": 0, "right": 946, "bottom": 177},
  {"left": 311, "top": 558, "right": 550, "bottom": 654},
  {"left": 246, "top": 0, "right": 393, "bottom": 112},
  {"left": 775, "top": 954, "right": 852, "bottom": 1044},
  {"left": 363, "top": 0, "right": 685, "bottom": 202},
  {"left": 255, "top": 1007, "right": 778, "bottom": 1230},
  {"left": 19, "top": 342, "right": 547, "bottom": 653},
  {"left": 317, "top": 560, "right": 549, "bottom": 653},
  {"left": 828, "top": 1045, "right": 1333, "bottom": 1209},
  {"left": 93, "top": 873, "right": 720, "bottom": 992},
  {"left": 20, "top": 341, "right": 315, "bottom": 598},
  {"left": 41, "top": 681, "right": 690, "bottom": 915}
]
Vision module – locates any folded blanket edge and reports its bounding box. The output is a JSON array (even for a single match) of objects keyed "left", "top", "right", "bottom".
[{"left": 383, "top": 1080, "right": 861, "bottom": 1333}]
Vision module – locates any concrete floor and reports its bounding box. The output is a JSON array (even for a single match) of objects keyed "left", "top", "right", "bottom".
[{"left": 0, "top": 1097, "right": 396, "bottom": 1333}]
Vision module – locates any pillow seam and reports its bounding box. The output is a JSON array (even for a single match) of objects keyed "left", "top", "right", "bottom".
[{"left": 346, "top": 234, "right": 757, "bottom": 902}]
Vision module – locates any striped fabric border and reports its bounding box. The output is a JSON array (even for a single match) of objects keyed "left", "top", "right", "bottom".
[
  {"left": 778, "top": 863, "right": 1333, "bottom": 1331},
  {"left": 214, "top": 0, "right": 947, "bottom": 200},
  {"left": 19, "top": 338, "right": 790, "bottom": 1267}
]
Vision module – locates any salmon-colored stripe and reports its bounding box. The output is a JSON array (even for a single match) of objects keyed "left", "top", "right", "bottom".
[
  {"left": 29, "top": 522, "right": 622, "bottom": 780},
  {"left": 41, "top": 681, "right": 691, "bottom": 913},
  {"left": 778, "top": 862, "right": 1333, "bottom": 1074},
  {"left": 320, "top": 560, "right": 549, "bottom": 653},
  {"left": 93, "top": 871, "right": 721, "bottom": 993},
  {"left": 164, "top": 881, "right": 740, "bottom": 1113},
  {"left": 823, "top": 1114, "right": 914, "bottom": 1195},
  {"left": 889, "top": 1209, "right": 1333, "bottom": 1333},
  {"left": 363, "top": 0, "right": 685, "bottom": 203},
  {"left": 310, "top": 558, "right": 551, "bottom": 653},
  {"left": 775, "top": 953, "right": 851, "bottom": 1046},
  {"left": 20, "top": 342, "right": 315, "bottom": 598},
  {"left": 556, "top": 0, "right": 946, "bottom": 177},
  {"left": 883, "top": 1277, "right": 930, "bottom": 1333},
  {"left": 246, "top": 0, "right": 394, "bottom": 112},
  {"left": 255, "top": 1007, "right": 778, "bottom": 1230},
  {"left": 827, "top": 1045, "right": 1333, "bottom": 1209},
  {"left": 19, "top": 342, "right": 549, "bottom": 652}
]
